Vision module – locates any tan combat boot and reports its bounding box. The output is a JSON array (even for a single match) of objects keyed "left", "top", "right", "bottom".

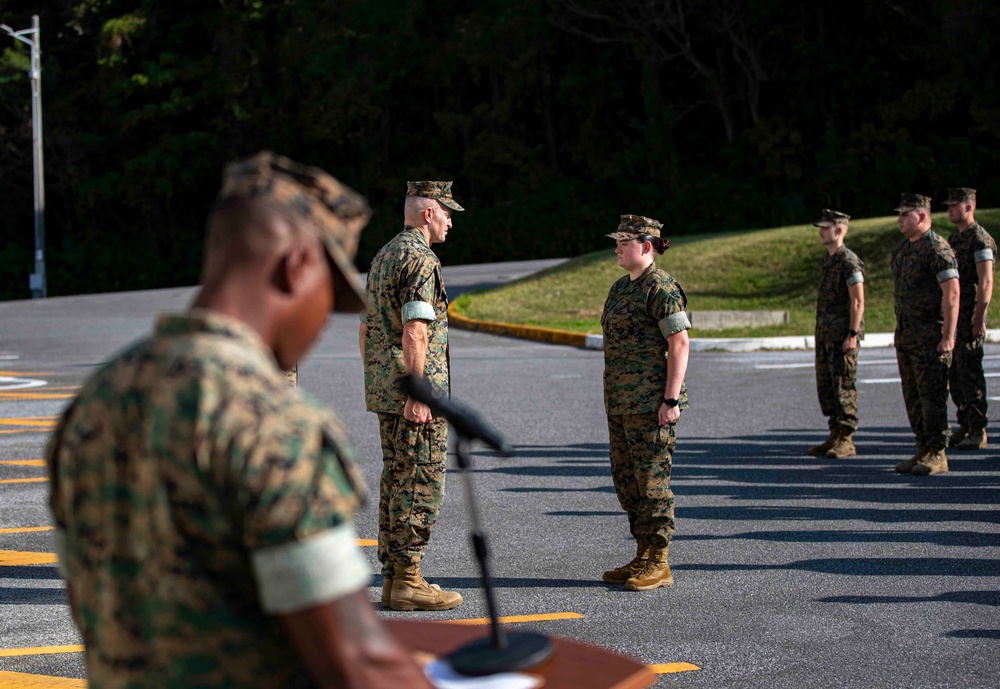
[
  {"left": 381, "top": 576, "right": 393, "bottom": 608},
  {"left": 388, "top": 563, "right": 463, "bottom": 611},
  {"left": 602, "top": 540, "right": 650, "bottom": 584},
  {"left": 957, "top": 428, "right": 987, "bottom": 450},
  {"left": 808, "top": 429, "right": 838, "bottom": 456},
  {"left": 625, "top": 546, "right": 674, "bottom": 591},
  {"left": 949, "top": 425, "right": 970, "bottom": 448},
  {"left": 895, "top": 446, "right": 928, "bottom": 473},
  {"left": 912, "top": 449, "right": 949, "bottom": 476},
  {"left": 826, "top": 428, "right": 856, "bottom": 459}
]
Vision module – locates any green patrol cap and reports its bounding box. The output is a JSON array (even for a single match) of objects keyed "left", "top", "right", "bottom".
[
  {"left": 217, "top": 151, "right": 372, "bottom": 313},
  {"left": 894, "top": 192, "right": 932, "bottom": 214},
  {"left": 943, "top": 188, "right": 976, "bottom": 205},
  {"left": 606, "top": 214, "right": 663, "bottom": 240},
  {"left": 406, "top": 181, "right": 465, "bottom": 211},
  {"left": 813, "top": 209, "right": 851, "bottom": 228}
]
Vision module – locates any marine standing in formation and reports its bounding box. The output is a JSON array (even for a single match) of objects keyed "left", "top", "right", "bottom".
[
  {"left": 600, "top": 215, "right": 691, "bottom": 591},
  {"left": 944, "top": 188, "right": 996, "bottom": 450},
  {"left": 807, "top": 209, "right": 866, "bottom": 459},
  {"left": 890, "top": 193, "right": 960, "bottom": 476},
  {"left": 45, "top": 152, "right": 434, "bottom": 688},
  {"left": 360, "top": 181, "right": 464, "bottom": 611}
]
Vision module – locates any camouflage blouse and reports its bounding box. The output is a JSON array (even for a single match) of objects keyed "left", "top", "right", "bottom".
[
  {"left": 363, "top": 226, "right": 449, "bottom": 413},
  {"left": 815, "top": 245, "right": 865, "bottom": 342},
  {"left": 601, "top": 262, "right": 690, "bottom": 415},
  {"left": 891, "top": 230, "right": 958, "bottom": 328},
  {"left": 46, "top": 311, "right": 368, "bottom": 688},
  {"left": 948, "top": 221, "right": 997, "bottom": 326}
]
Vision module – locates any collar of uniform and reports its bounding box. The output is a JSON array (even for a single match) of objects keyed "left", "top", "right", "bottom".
[
  {"left": 155, "top": 309, "right": 272, "bottom": 358},
  {"left": 630, "top": 261, "right": 657, "bottom": 283},
  {"left": 403, "top": 224, "right": 430, "bottom": 247}
]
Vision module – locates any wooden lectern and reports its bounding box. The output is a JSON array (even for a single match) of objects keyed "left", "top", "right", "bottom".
[{"left": 388, "top": 620, "right": 656, "bottom": 689}]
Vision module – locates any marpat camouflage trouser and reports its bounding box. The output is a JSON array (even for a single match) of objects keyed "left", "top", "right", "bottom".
[
  {"left": 950, "top": 331, "right": 988, "bottom": 430},
  {"left": 607, "top": 412, "right": 675, "bottom": 548},
  {"left": 376, "top": 413, "right": 448, "bottom": 576},
  {"left": 896, "top": 331, "right": 952, "bottom": 450},
  {"left": 815, "top": 341, "right": 859, "bottom": 431}
]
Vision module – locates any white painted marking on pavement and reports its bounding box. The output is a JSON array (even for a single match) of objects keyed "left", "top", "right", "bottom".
[
  {"left": 862, "top": 371, "right": 1000, "bottom": 385},
  {"left": 755, "top": 359, "right": 898, "bottom": 370},
  {"left": 0, "top": 376, "right": 46, "bottom": 391}
]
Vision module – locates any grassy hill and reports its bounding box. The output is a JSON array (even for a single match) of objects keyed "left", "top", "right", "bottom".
[{"left": 453, "top": 210, "right": 1000, "bottom": 338}]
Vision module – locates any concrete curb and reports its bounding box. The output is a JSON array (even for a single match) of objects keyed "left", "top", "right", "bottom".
[{"left": 449, "top": 303, "right": 1000, "bottom": 353}]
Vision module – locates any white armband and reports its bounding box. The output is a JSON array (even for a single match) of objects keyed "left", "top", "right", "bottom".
[
  {"left": 659, "top": 311, "right": 692, "bottom": 337},
  {"left": 974, "top": 249, "right": 994, "bottom": 263},
  {"left": 402, "top": 301, "right": 436, "bottom": 323},
  {"left": 252, "top": 523, "right": 370, "bottom": 614},
  {"left": 936, "top": 269, "right": 959, "bottom": 283}
]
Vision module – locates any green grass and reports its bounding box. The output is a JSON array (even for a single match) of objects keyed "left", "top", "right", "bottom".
[{"left": 454, "top": 210, "right": 1000, "bottom": 337}]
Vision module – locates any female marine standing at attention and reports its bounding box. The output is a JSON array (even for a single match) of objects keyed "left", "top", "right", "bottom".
[{"left": 600, "top": 214, "right": 691, "bottom": 591}]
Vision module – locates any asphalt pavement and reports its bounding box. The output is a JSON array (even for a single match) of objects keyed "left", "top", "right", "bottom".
[{"left": 1, "top": 259, "right": 999, "bottom": 688}]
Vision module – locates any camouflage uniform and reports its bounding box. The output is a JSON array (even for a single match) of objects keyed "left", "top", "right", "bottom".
[
  {"left": 47, "top": 312, "right": 370, "bottom": 689},
  {"left": 363, "top": 181, "right": 462, "bottom": 578},
  {"left": 947, "top": 208, "right": 996, "bottom": 432},
  {"left": 892, "top": 198, "right": 959, "bottom": 451},
  {"left": 602, "top": 216, "right": 690, "bottom": 549},
  {"left": 814, "top": 227, "right": 865, "bottom": 432},
  {"left": 45, "top": 152, "right": 374, "bottom": 688}
]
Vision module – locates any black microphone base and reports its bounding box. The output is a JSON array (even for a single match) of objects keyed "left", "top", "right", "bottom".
[{"left": 446, "top": 632, "right": 553, "bottom": 677}]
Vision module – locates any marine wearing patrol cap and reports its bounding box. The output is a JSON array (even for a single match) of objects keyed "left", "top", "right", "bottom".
[
  {"left": 606, "top": 214, "right": 663, "bottom": 240},
  {"left": 216, "top": 151, "right": 372, "bottom": 312},
  {"left": 943, "top": 188, "right": 977, "bottom": 205},
  {"left": 813, "top": 209, "right": 851, "bottom": 228},
  {"left": 406, "top": 181, "right": 465, "bottom": 211},
  {"left": 894, "top": 192, "right": 932, "bottom": 213}
]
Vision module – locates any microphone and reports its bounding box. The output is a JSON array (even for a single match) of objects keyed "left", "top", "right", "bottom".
[{"left": 400, "top": 375, "right": 512, "bottom": 457}]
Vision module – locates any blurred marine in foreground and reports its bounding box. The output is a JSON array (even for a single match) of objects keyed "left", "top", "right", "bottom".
[{"left": 46, "top": 152, "right": 434, "bottom": 688}]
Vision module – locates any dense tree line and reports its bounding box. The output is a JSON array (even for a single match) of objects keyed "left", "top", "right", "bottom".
[{"left": 1, "top": 0, "right": 998, "bottom": 299}]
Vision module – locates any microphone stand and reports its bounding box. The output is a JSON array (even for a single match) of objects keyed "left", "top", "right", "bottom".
[{"left": 444, "top": 436, "right": 553, "bottom": 677}]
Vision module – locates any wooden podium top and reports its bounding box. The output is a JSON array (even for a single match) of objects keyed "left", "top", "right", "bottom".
[{"left": 387, "top": 620, "right": 656, "bottom": 689}]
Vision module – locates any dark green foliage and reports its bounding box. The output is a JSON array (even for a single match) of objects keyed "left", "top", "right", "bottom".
[{"left": 0, "top": 0, "right": 998, "bottom": 298}]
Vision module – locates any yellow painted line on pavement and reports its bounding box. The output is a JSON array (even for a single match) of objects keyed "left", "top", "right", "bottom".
[
  {"left": 0, "top": 477, "right": 48, "bottom": 485},
  {"left": 651, "top": 662, "right": 701, "bottom": 674},
  {"left": 448, "top": 611, "right": 584, "bottom": 626},
  {"left": 357, "top": 539, "right": 377, "bottom": 546},
  {"left": 0, "top": 372, "right": 54, "bottom": 377},
  {"left": 0, "top": 645, "right": 83, "bottom": 658},
  {"left": 0, "top": 526, "right": 53, "bottom": 534},
  {"left": 0, "top": 418, "right": 58, "bottom": 427},
  {"left": 0, "top": 550, "right": 57, "bottom": 566},
  {"left": 0, "top": 671, "right": 86, "bottom": 687},
  {"left": 0, "top": 459, "right": 45, "bottom": 467},
  {"left": 0, "top": 392, "right": 76, "bottom": 400}
]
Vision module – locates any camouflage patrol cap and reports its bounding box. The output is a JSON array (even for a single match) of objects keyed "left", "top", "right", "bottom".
[
  {"left": 894, "top": 192, "right": 932, "bottom": 214},
  {"left": 606, "top": 214, "right": 663, "bottom": 240},
  {"left": 406, "top": 181, "right": 465, "bottom": 211},
  {"left": 217, "top": 151, "right": 372, "bottom": 313},
  {"left": 943, "top": 187, "right": 976, "bottom": 205},
  {"left": 813, "top": 209, "right": 851, "bottom": 228}
]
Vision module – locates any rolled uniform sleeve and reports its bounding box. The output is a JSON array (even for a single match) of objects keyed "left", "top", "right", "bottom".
[
  {"left": 974, "top": 248, "right": 995, "bottom": 264},
  {"left": 239, "top": 409, "right": 370, "bottom": 614},
  {"left": 649, "top": 279, "right": 691, "bottom": 339},
  {"left": 932, "top": 241, "right": 959, "bottom": 284}
]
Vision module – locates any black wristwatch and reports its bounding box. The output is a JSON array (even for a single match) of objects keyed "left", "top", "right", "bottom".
[
  {"left": 661, "top": 397, "right": 679, "bottom": 409},
  {"left": 848, "top": 329, "right": 859, "bottom": 337}
]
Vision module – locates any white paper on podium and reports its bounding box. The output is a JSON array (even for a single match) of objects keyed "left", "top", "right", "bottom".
[{"left": 424, "top": 660, "right": 544, "bottom": 689}]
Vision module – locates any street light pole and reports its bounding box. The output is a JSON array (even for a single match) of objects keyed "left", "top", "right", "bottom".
[{"left": 2, "top": 15, "right": 46, "bottom": 299}]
